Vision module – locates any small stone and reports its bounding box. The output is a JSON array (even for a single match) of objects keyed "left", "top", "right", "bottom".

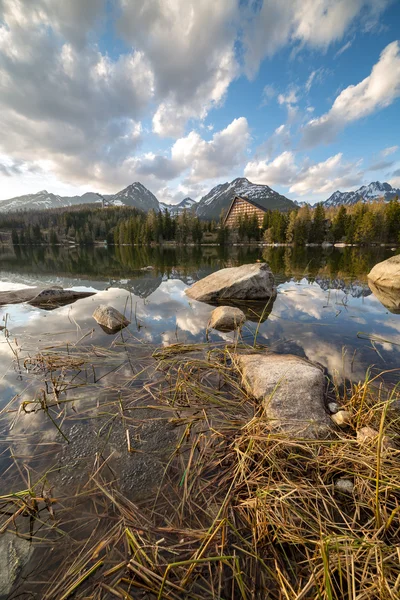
[
  {"left": 335, "top": 478, "right": 354, "bottom": 494},
  {"left": 208, "top": 306, "right": 246, "bottom": 332},
  {"left": 93, "top": 305, "right": 130, "bottom": 333},
  {"left": 331, "top": 410, "right": 351, "bottom": 426},
  {"left": 328, "top": 402, "right": 339, "bottom": 414},
  {"left": 357, "top": 426, "right": 395, "bottom": 450}
]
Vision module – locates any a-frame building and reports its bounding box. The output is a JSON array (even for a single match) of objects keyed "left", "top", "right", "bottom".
[{"left": 224, "top": 196, "right": 268, "bottom": 228}]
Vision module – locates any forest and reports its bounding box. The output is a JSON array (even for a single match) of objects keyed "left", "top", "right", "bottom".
[{"left": 2, "top": 196, "right": 400, "bottom": 248}]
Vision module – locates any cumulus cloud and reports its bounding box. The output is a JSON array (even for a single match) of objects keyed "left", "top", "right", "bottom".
[
  {"left": 0, "top": 0, "right": 154, "bottom": 190},
  {"left": 117, "top": 0, "right": 238, "bottom": 137},
  {"left": 302, "top": 41, "right": 400, "bottom": 147},
  {"left": 242, "top": 0, "right": 390, "bottom": 76},
  {"left": 244, "top": 151, "right": 363, "bottom": 196},
  {"left": 0, "top": 0, "right": 394, "bottom": 197},
  {"left": 131, "top": 117, "right": 250, "bottom": 190}
]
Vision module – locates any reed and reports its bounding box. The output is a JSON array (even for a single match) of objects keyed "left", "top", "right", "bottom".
[{"left": 1, "top": 339, "right": 399, "bottom": 599}]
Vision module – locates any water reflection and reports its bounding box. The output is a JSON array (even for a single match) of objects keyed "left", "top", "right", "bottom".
[{"left": 0, "top": 244, "right": 399, "bottom": 393}]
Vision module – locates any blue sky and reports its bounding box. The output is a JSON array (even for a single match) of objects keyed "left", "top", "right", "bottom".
[{"left": 0, "top": 0, "right": 399, "bottom": 204}]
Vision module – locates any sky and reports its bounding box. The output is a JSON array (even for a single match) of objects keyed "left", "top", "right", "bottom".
[{"left": 0, "top": 0, "right": 400, "bottom": 205}]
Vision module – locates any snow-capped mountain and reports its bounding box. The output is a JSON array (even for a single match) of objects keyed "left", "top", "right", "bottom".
[
  {"left": 159, "top": 197, "right": 197, "bottom": 215},
  {"left": 196, "top": 177, "right": 296, "bottom": 221},
  {"left": 0, "top": 190, "right": 100, "bottom": 212},
  {"left": 0, "top": 183, "right": 159, "bottom": 213},
  {"left": 108, "top": 182, "right": 159, "bottom": 211},
  {"left": 323, "top": 181, "right": 400, "bottom": 208}
]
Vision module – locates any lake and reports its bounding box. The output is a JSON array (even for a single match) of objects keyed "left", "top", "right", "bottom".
[
  {"left": 0, "top": 244, "right": 399, "bottom": 395},
  {"left": 1, "top": 243, "right": 400, "bottom": 596}
]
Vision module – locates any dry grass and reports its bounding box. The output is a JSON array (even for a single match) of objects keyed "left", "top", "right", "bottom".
[{"left": 1, "top": 341, "right": 400, "bottom": 599}]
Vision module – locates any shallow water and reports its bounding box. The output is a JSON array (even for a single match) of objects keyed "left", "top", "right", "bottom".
[{"left": 0, "top": 243, "right": 400, "bottom": 596}]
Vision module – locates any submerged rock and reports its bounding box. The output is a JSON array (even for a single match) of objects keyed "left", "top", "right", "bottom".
[
  {"left": 93, "top": 305, "right": 130, "bottom": 333},
  {"left": 185, "top": 263, "right": 276, "bottom": 304},
  {"left": 0, "top": 532, "right": 32, "bottom": 598},
  {"left": 209, "top": 306, "right": 246, "bottom": 331},
  {"left": 368, "top": 255, "right": 400, "bottom": 290},
  {"left": 235, "top": 353, "right": 332, "bottom": 438},
  {"left": 0, "top": 287, "right": 95, "bottom": 309},
  {"left": 368, "top": 280, "right": 400, "bottom": 313}
]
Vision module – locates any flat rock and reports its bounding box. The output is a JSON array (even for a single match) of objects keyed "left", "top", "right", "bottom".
[
  {"left": 209, "top": 306, "right": 246, "bottom": 331},
  {"left": 93, "top": 305, "right": 130, "bottom": 333},
  {"left": 368, "top": 255, "right": 400, "bottom": 290},
  {"left": 235, "top": 353, "right": 332, "bottom": 438},
  {"left": 0, "top": 532, "right": 32, "bottom": 598},
  {"left": 0, "top": 287, "right": 95, "bottom": 308},
  {"left": 185, "top": 263, "right": 276, "bottom": 304}
]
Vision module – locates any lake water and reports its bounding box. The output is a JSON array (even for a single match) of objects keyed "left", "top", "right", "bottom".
[
  {"left": 0, "top": 244, "right": 399, "bottom": 394},
  {"left": 1, "top": 243, "right": 400, "bottom": 596}
]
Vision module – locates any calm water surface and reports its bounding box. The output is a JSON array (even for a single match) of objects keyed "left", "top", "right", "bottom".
[{"left": 0, "top": 244, "right": 399, "bottom": 399}]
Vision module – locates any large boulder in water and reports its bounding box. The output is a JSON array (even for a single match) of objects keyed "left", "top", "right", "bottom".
[
  {"left": 368, "top": 255, "right": 400, "bottom": 289},
  {"left": 235, "top": 353, "right": 332, "bottom": 439},
  {"left": 185, "top": 263, "right": 276, "bottom": 304},
  {"left": 208, "top": 306, "right": 246, "bottom": 331}
]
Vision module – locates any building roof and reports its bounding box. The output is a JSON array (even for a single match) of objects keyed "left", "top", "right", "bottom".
[{"left": 224, "top": 195, "right": 268, "bottom": 225}]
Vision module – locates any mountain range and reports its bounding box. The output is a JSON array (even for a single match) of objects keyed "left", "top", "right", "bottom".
[
  {"left": 323, "top": 181, "right": 400, "bottom": 207},
  {"left": 0, "top": 179, "right": 398, "bottom": 219}
]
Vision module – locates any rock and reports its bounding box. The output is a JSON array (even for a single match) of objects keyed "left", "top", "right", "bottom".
[
  {"left": 328, "top": 402, "right": 339, "bottom": 414},
  {"left": 93, "top": 305, "right": 130, "bottom": 333},
  {"left": 208, "top": 306, "right": 246, "bottom": 331},
  {"left": 235, "top": 353, "right": 332, "bottom": 438},
  {"left": 0, "top": 287, "right": 95, "bottom": 309},
  {"left": 331, "top": 410, "right": 351, "bottom": 426},
  {"left": 185, "top": 263, "right": 276, "bottom": 304},
  {"left": 368, "top": 281, "right": 400, "bottom": 314},
  {"left": 28, "top": 287, "right": 95, "bottom": 308},
  {"left": 335, "top": 479, "right": 354, "bottom": 494},
  {"left": 0, "top": 532, "right": 32, "bottom": 597},
  {"left": 357, "top": 426, "right": 394, "bottom": 450},
  {"left": 368, "top": 255, "right": 400, "bottom": 290}
]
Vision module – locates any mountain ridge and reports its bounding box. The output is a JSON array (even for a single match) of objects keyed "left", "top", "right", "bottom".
[
  {"left": 323, "top": 181, "right": 400, "bottom": 207},
  {"left": 196, "top": 177, "right": 296, "bottom": 220}
]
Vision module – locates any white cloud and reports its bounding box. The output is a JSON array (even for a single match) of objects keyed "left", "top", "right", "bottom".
[
  {"left": 118, "top": 0, "right": 238, "bottom": 137},
  {"left": 244, "top": 151, "right": 363, "bottom": 196},
  {"left": 334, "top": 40, "right": 353, "bottom": 58},
  {"left": 382, "top": 145, "right": 399, "bottom": 157},
  {"left": 302, "top": 41, "right": 400, "bottom": 147},
  {"left": 242, "top": 0, "right": 390, "bottom": 76}
]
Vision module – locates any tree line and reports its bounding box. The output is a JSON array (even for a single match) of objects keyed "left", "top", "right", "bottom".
[
  {"left": 233, "top": 197, "right": 400, "bottom": 245},
  {"left": 3, "top": 196, "right": 400, "bottom": 248}
]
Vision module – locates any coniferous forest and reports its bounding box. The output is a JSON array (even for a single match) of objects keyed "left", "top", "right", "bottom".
[{"left": 1, "top": 196, "right": 399, "bottom": 248}]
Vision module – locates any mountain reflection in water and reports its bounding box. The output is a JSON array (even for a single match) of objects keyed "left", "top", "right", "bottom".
[{"left": 0, "top": 244, "right": 399, "bottom": 392}]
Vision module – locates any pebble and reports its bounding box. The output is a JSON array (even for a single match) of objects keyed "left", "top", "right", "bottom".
[
  {"left": 331, "top": 410, "right": 351, "bottom": 426},
  {"left": 328, "top": 402, "right": 339, "bottom": 414},
  {"left": 335, "top": 478, "right": 354, "bottom": 494},
  {"left": 357, "top": 426, "right": 395, "bottom": 450}
]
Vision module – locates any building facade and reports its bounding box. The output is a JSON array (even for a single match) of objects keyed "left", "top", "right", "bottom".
[{"left": 224, "top": 196, "right": 267, "bottom": 228}]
